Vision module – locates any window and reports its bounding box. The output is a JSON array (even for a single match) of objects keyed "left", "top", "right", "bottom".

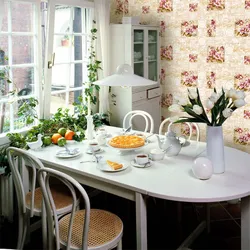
[
  {"left": 43, "top": 0, "right": 94, "bottom": 118},
  {"left": 0, "top": 0, "right": 94, "bottom": 138},
  {"left": 0, "top": 0, "right": 42, "bottom": 135}
]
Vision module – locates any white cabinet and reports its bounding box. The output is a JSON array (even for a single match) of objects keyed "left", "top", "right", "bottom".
[{"left": 109, "top": 24, "right": 161, "bottom": 133}]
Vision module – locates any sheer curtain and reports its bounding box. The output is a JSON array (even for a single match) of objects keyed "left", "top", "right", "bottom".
[
  {"left": 0, "top": 0, "right": 4, "bottom": 31},
  {"left": 94, "top": 0, "right": 110, "bottom": 114}
]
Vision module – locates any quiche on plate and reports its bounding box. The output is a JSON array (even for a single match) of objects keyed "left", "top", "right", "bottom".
[{"left": 108, "top": 135, "right": 145, "bottom": 149}]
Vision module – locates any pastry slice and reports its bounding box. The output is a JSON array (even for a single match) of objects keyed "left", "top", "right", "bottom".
[{"left": 106, "top": 160, "right": 123, "bottom": 170}]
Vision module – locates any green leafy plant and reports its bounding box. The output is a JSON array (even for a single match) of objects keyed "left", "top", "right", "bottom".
[
  {"left": 0, "top": 48, "right": 39, "bottom": 126},
  {"left": 83, "top": 20, "right": 102, "bottom": 114},
  {"left": 169, "top": 88, "right": 246, "bottom": 126}
]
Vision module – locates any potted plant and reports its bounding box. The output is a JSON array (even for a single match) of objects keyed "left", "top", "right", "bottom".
[{"left": 61, "top": 35, "right": 70, "bottom": 47}]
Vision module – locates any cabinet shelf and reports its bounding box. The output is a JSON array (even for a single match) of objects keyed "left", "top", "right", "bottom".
[
  {"left": 148, "top": 41, "right": 157, "bottom": 44},
  {"left": 148, "top": 60, "right": 157, "bottom": 62},
  {"left": 134, "top": 42, "right": 144, "bottom": 44}
]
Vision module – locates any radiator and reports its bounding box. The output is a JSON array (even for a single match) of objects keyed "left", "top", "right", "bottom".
[{"left": 0, "top": 174, "right": 13, "bottom": 221}]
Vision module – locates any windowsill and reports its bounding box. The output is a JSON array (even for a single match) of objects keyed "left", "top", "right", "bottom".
[{"left": 0, "top": 128, "right": 31, "bottom": 146}]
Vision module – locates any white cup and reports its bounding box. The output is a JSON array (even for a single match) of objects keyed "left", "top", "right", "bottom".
[
  {"left": 149, "top": 149, "right": 165, "bottom": 161},
  {"left": 97, "top": 127, "right": 107, "bottom": 136},
  {"left": 135, "top": 154, "right": 149, "bottom": 165},
  {"left": 88, "top": 142, "right": 100, "bottom": 152}
]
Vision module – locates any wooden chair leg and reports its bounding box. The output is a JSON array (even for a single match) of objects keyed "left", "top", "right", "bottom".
[{"left": 117, "top": 239, "right": 122, "bottom": 250}]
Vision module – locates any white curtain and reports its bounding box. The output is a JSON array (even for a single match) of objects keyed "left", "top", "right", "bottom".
[
  {"left": 0, "top": 0, "right": 4, "bottom": 31},
  {"left": 94, "top": 0, "right": 110, "bottom": 114}
]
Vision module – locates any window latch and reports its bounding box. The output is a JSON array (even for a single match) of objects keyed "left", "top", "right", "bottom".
[{"left": 48, "top": 53, "right": 55, "bottom": 69}]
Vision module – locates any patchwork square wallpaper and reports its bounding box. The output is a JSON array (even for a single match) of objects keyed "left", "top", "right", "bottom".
[{"left": 110, "top": 0, "right": 250, "bottom": 152}]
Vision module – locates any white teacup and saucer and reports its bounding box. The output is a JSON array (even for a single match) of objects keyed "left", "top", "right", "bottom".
[
  {"left": 131, "top": 153, "right": 152, "bottom": 168},
  {"left": 86, "top": 142, "right": 104, "bottom": 154}
]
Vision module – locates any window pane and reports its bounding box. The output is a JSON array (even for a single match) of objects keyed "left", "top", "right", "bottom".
[
  {"left": 12, "top": 36, "right": 34, "bottom": 64},
  {"left": 54, "top": 5, "right": 71, "bottom": 33},
  {"left": 50, "top": 92, "right": 67, "bottom": 114},
  {"left": 0, "top": 68, "right": 10, "bottom": 96},
  {"left": 12, "top": 67, "right": 34, "bottom": 95},
  {"left": 11, "top": 2, "right": 34, "bottom": 32},
  {"left": 51, "top": 64, "right": 70, "bottom": 90},
  {"left": 0, "top": 43, "right": 8, "bottom": 65},
  {"left": 50, "top": 90, "right": 83, "bottom": 115},
  {"left": 1, "top": 3, "right": 8, "bottom": 32},
  {"left": 69, "top": 90, "right": 83, "bottom": 106},
  {"left": 74, "top": 35, "right": 84, "bottom": 60},
  {"left": 0, "top": 102, "right": 10, "bottom": 133},
  {"left": 54, "top": 35, "right": 72, "bottom": 64}
]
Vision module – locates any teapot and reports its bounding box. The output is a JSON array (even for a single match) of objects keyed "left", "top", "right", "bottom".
[{"left": 156, "top": 127, "right": 182, "bottom": 157}]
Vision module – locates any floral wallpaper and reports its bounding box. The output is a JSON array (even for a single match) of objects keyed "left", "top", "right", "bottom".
[{"left": 110, "top": 0, "right": 250, "bottom": 152}]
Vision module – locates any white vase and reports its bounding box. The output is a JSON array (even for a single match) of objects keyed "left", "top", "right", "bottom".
[{"left": 206, "top": 126, "right": 225, "bottom": 174}]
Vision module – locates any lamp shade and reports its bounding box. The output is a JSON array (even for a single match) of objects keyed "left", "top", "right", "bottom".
[{"left": 92, "top": 64, "right": 156, "bottom": 87}]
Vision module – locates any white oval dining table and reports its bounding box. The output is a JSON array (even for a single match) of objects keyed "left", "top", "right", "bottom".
[{"left": 29, "top": 126, "right": 250, "bottom": 250}]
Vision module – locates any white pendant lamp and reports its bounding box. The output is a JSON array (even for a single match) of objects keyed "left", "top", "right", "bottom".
[
  {"left": 93, "top": 64, "right": 156, "bottom": 86},
  {"left": 85, "top": 64, "right": 156, "bottom": 140}
]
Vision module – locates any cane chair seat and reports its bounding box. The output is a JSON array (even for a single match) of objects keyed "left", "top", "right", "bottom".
[
  {"left": 26, "top": 186, "right": 75, "bottom": 216},
  {"left": 59, "top": 209, "right": 123, "bottom": 249}
]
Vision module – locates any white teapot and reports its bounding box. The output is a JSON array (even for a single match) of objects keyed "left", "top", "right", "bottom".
[{"left": 156, "top": 127, "right": 182, "bottom": 157}]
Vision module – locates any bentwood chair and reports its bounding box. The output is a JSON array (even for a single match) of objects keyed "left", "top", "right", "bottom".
[
  {"left": 6, "top": 147, "right": 79, "bottom": 249},
  {"left": 38, "top": 167, "right": 123, "bottom": 250},
  {"left": 123, "top": 110, "right": 154, "bottom": 133},
  {"left": 159, "top": 117, "right": 200, "bottom": 141}
]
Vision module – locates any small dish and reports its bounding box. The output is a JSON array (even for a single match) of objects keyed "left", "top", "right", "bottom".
[
  {"left": 131, "top": 160, "right": 152, "bottom": 168},
  {"left": 86, "top": 148, "right": 104, "bottom": 155},
  {"left": 97, "top": 162, "right": 128, "bottom": 172},
  {"left": 56, "top": 148, "right": 81, "bottom": 158}
]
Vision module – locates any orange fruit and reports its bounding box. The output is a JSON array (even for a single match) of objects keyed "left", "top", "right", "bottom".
[
  {"left": 51, "top": 133, "right": 62, "bottom": 144},
  {"left": 65, "top": 130, "right": 75, "bottom": 140}
]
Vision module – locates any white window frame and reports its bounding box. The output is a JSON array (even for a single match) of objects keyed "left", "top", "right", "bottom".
[
  {"left": 0, "top": 0, "right": 42, "bottom": 144},
  {"left": 43, "top": 0, "right": 94, "bottom": 119}
]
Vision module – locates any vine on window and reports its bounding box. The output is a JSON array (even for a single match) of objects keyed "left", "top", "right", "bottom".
[{"left": 76, "top": 20, "right": 102, "bottom": 114}]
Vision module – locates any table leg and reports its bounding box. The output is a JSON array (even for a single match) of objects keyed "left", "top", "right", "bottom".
[
  {"left": 136, "top": 193, "right": 147, "bottom": 250},
  {"left": 241, "top": 196, "right": 250, "bottom": 250}
]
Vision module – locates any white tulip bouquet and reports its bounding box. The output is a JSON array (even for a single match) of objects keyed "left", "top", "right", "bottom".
[{"left": 168, "top": 88, "right": 246, "bottom": 126}]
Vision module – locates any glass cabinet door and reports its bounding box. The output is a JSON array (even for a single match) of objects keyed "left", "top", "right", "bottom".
[
  {"left": 133, "top": 29, "right": 144, "bottom": 77},
  {"left": 148, "top": 30, "right": 158, "bottom": 81}
]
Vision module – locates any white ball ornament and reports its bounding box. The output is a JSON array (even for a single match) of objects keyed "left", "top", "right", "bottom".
[{"left": 192, "top": 157, "right": 213, "bottom": 180}]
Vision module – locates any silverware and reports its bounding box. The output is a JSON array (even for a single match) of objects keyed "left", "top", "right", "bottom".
[
  {"left": 80, "top": 160, "right": 96, "bottom": 163},
  {"left": 143, "top": 161, "right": 151, "bottom": 168},
  {"left": 92, "top": 150, "right": 103, "bottom": 163},
  {"left": 63, "top": 146, "right": 79, "bottom": 155}
]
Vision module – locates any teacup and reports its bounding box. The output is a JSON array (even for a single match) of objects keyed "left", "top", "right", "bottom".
[
  {"left": 88, "top": 142, "right": 100, "bottom": 152},
  {"left": 149, "top": 149, "right": 165, "bottom": 161},
  {"left": 97, "top": 127, "right": 107, "bottom": 136},
  {"left": 135, "top": 154, "right": 149, "bottom": 165}
]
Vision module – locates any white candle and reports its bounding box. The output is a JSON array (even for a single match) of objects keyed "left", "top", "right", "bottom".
[{"left": 88, "top": 95, "right": 91, "bottom": 115}]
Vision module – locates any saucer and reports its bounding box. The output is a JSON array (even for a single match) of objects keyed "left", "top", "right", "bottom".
[
  {"left": 131, "top": 159, "right": 152, "bottom": 168},
  {"left": 86, "top": 148, "right": 104, "bottom": 154},
  {"left": 56, "top": 148, "right": 81, "bottom": 158}
]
